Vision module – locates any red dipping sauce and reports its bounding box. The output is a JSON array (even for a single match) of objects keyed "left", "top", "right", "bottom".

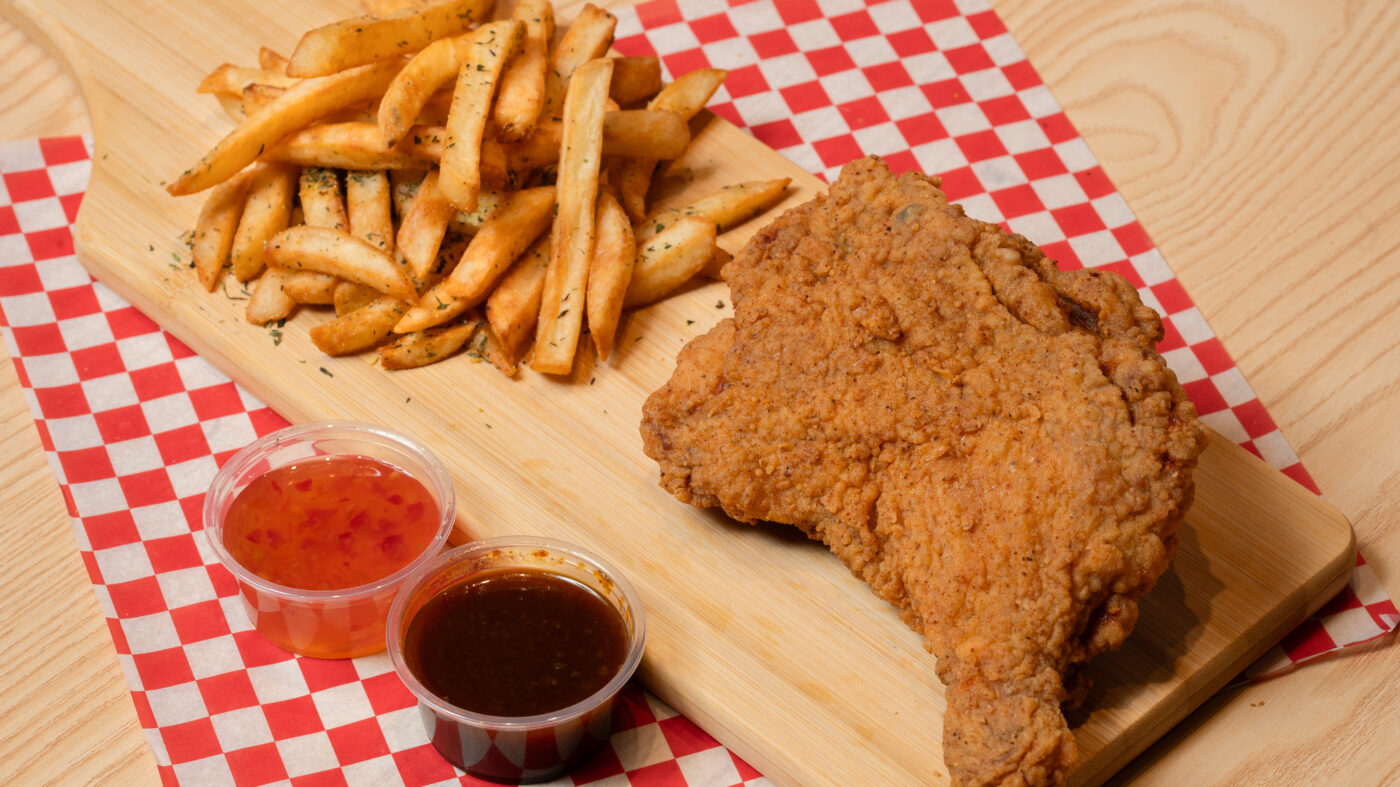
[
  {"left": 205, "top": 422, "right": 455, "bottom": 660},
  {"left": 223, "top": 455, "right": 439, "bottom": 591}
]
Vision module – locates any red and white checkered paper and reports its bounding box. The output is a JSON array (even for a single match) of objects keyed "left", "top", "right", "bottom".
[{"left": 0, "top": 1, "right": 1394, "bottom": 784}]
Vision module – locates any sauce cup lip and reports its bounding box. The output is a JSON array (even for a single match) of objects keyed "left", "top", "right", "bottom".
[
  {"left": 204, "top": 420, "right": 457, "bottom": 602},
  {"left": 386, "top": 535, "right": 648, "bottom": 732}
]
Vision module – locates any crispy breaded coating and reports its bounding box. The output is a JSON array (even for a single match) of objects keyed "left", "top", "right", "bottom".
[{"left": 641, "top": 157, "right": 1206, "bottom": 785}]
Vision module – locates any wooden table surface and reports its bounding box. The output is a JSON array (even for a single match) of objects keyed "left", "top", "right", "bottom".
[{"left": 0, "top": 1, "right": 1396, "bottom": 784}]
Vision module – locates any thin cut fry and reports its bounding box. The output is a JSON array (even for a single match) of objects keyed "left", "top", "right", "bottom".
[
  {"left": 311, "top": 295, "right": 406, "bottom": 355},
  {"left": 282, "top": 273, "right": 338, "bottom": 304},
  {"left": 246, "top": 269, "right": 296, "bottom": 324},
  {"left": 264, "top": 226, "right": 418, "bottom": 301},
  {"left": 346, "top": 170, "right": 394, "bottom": 253},
  {"left": 609, "top": 56, "right": 662, "bottom": 106},
  {"left": 258, "top": 47, "right": 290, "bottom": 73},
  {"left": 334, "top": 281, "right": 382, "bottom": 315},
  {"left": 586, "top": 191, "right": 635, "bottom": 361},
  {"left": 378, "top": 33, "right": 473, "bottom": 148},
  {"left": 191, "top": 170, "right": 252, "bottom": 291},
  {"left": 397, "top": 186, "right": 548, "bottom": 333},
  {"left": 616, "top": 68, "right": 728, "bottom": 221},
  {"left": 439, "top": 20, "right": 525, "bottom": 212},
  {"left": 230, "top": 162, "right": 297, "bottom": 281},
  {"left": 463, "top": 322, "right": 517, "bottom": 377},
  {"left": 266, "top": 122, "right": 433, "bottom": 170},
  {"left": 395, "top": 169, "right": 457, "bottom": 279},
  {"left": 241, "top": 84, "right": 286, "bottom": 117},
  {"left": 443, "top": 185, "right": 555, "bottom": 301},
  {"left": 504, "top": 110, "right": 689, "bottom": 171},
  {"left": 485, "top": 232, "right": 549, "bottom": 361},
  {"left": 532, "top": 57, "right": 613, "bottom": 375},
  {"left": 637, "top": 177, "right": 791, "bottom": 243},
  {"left": 380, "top": 319, "right": 480, "bottom": 369},
  {"left": 168, "top": 59, "right": 404, "bottom": 195},
  {"left": 492, "top": 0, "right": 554, "bottom": 142},
  {"left": 541, "top": 4, "right": 616, "bottom": 114},
  {"left": 299, "top": 167, "right": 348, "bottom": 230},
  {"left": 287, "top": 0, "right": 494, "bottom": 77},
  {"left": 391, "top": 168, "right": 426, "bottom": 218},
  {"left": 197, "top": 64, "right": 298, "bottom": 96},
  {"left": 624, "top": 215, "right": 716, "bottom": 308}
]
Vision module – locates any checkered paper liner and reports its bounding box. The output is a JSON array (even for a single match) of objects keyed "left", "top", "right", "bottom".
[{"left": 0, "top": 0, "right": 1395, "bottom": 784}]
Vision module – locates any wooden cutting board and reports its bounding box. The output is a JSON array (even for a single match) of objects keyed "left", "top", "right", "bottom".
[{"left": 3, "top": 0, "right": 1356, "bottom": 784}]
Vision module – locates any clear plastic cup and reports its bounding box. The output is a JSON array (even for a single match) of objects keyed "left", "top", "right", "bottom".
[
  {"left": 204, "top": 421, "right": 456, "bottom": 659},
  {"left": 387, "top": 536, "right": 647, "bottom": 783}
]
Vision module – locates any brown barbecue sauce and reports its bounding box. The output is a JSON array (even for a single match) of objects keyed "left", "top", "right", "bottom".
[{"left": 404, "top": 569, "right": 628, "bottom": 717}]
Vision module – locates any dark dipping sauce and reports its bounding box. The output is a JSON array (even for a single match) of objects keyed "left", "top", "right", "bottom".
[{"left": 404, "top": 569, "right": 628, "bottom": 717}]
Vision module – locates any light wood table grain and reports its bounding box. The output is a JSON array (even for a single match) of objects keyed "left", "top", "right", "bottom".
[{"left": 0, "top": 2, "right": 1395, "bottom": 784}]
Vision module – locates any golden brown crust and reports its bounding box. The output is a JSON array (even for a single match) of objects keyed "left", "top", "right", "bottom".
[{"left": 641, "top": 157, "right": 1206, "bottom": 786}]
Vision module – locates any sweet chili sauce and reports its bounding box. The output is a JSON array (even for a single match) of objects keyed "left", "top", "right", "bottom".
[
  {"left": 223, "top": 454, "right": 439, "bottom": 590},
  {"left": 404, "top": 569, "right": 629, "bottom": 717}
]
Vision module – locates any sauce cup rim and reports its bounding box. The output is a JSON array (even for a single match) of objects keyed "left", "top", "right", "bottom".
[
  {"left": 204, "top": 420, "right": 458, "bottom": 601},
  {"left": 386, "top": 535, "right": 648, "bottom": 731}
]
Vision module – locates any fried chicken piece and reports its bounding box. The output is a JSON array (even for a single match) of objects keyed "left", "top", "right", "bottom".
[{"left": 641, "top": 157, "right": 1206, "bottom": 786}]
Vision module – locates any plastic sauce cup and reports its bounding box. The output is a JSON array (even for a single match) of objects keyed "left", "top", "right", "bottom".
[
  {"left": 204, "top": 421, "right": 456, "bottom": 659},
  {"left": 387, "top": 536, "right": 646, "bottom": 783}
]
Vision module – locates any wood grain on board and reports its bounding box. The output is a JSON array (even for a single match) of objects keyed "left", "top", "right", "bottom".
[{"left": 0, "top": 1, "right": 1362, "bottom": 784}]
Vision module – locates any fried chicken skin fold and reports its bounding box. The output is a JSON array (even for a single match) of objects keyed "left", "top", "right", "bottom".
[{"left": 640, "top": 157, "right": 1206, "bottom": 786}]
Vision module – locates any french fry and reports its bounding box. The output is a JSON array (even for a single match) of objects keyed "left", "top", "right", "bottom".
[
  {"left": 282, "top": 273, "right": 339, "bottom": 304},
  {"left": 395, "top": 169, "right": 457, "bottom": 279},
  {"left": 346, "top": 170, "right": 394, "bottom": 253},
  {"left": 394, "top": 280, "right": 469, "bottom": 333},
  {"left": 283, "top": 167, "right": 348, "bottom": 304},
  {"left": 311, "top": 295, "right": 406, "bottom": 355},
  {"left": 442, "top": 185, "right": 555, "bottom": 301},
  {"left": 264, "top": 226, "right": 418, "bottom": 301},
  {"left": 246, "top": 269, "right": 296, "bottom": 324},
  {"left": 504, "top": 110, "right": 690, "bottom": 171},
  {"left": 451, "top": 188, "right": 502, "bottom": 234},
  {"left": 624, "top": 215, "right": 716, "bottom": 308},
  {"left": 541, "top": 4, "right": 616, "bottom": 114},
  {"left": 380, "top": 319, "right": 480, "bottom": 369},
  {"left": 394, "top": 191, "right": 537, "bottom": 333},
  {"left": 215, "top": 94, "right": 247, "bottom": 123},
  {"left": 492, "top": 0, "right": 554, "bottom": 142},
  {"left": 485, "top": 232, "right": 549, "bottom": 361},
  {"left": 299, "top": 167, "right": 349, "bottom": 231},
  {"left": 586, "top": 192, "right": 635, "bottom": 361},
  {"left": 636, "top": 178, "right": 791, "bottom": 243},
  {"left": 532, "top": 57, "right": 612, "bottom": 375},
  {"left": 378, "top": 33, "right": 474, "bottom": 148},
  {"left": 464, "top": 321, "right": 517, "bottom": 377},
  {"left": 286, "top": 0, "right": 494, "bottom": 77},
  {"left": 265, "top": 122, "right": 432, "bottom": 170},
  {"left": 334, "top": 281, "right": 382, "bottom": 315},
  {"left": 439, "top": 20, "right": 525, "bottom": 212},
  {"left": 168, "top": 59, "right": 404, "bottom": 195},
  {"left": 230, "top": 162, "right": 297, "bottom": 281},
  {"left": 391, "top": 168, "right": 426, "bottom": 218},
  {"left": 258, "top": 47, "right": 290, "bottom": 73},
  {"left": 190, "top": 170, "right": 252, "bottom": 291},
  {"left": 197, "top": 64, "right": 299, "bottom": 96},
  {"left": 609, "top": 56, "right": 662, "bottom": 106},
  {"left": 615, "top": 68, "right": 728, "bottom": 221},
  {"left": 241, "top": 83, "right": 286, "bottom": 117}
]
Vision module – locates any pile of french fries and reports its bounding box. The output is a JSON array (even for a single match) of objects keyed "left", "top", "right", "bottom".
[{"left": 172, "top": 0, "right": 791, "bottom": 376}]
